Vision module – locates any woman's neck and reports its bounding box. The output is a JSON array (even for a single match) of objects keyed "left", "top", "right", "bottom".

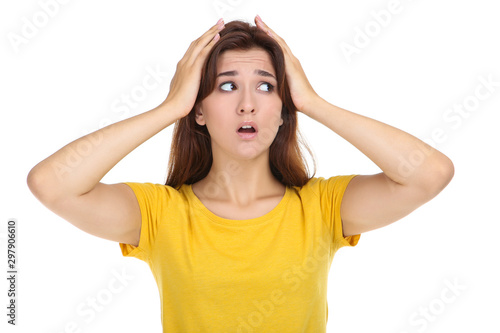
[{"left": 194, "top": 150, "right": 285, "bottom": 206}]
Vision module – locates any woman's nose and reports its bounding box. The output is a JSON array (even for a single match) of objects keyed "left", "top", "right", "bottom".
[
  {"left": 238, "top": 89, "right": 255, "bottom": 114},
  {"left": 239, "top": 106, "right": 255, "bottom": 113}
]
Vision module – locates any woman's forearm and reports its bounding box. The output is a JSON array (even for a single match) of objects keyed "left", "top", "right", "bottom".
[
  {"left": 28, "top": 19, "right": 225, "bottom": 205},
  {"left": 28, "top": 102, "right": 180, "bottom": 202},
  {"left": 305, "top": 97, "right": 454, "bottom": 194}
]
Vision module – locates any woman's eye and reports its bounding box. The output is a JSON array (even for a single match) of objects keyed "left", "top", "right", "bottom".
[
  {"left": 220, "top": 82, "right": 236, "bottom": 91},
  {"left": 219, "top": 82, "right": 274, "bottom": 92},
  {"left": 258, "top": 82, "right": 274, "bottom": 92}
]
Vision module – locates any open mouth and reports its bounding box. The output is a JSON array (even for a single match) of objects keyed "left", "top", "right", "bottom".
[{"left": 238, "top": 125, "right": 256, "bottom": 133}]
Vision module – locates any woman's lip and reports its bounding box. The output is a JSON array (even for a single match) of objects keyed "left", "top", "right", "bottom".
[
  {"left": 237, "top": 131, "right": 258, "bottom": 140},
  {"left": 237, "top": 121, "right": 258, "bottom": 132}
]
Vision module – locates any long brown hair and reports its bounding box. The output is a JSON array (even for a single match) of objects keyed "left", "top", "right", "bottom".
[{"left": 165, "top": 20, "right": 315, "bottom": 189}]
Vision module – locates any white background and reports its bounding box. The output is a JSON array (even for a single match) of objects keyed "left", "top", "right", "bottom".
[{"left": 1, "top": 0, "right": 499, "bottom": 332}]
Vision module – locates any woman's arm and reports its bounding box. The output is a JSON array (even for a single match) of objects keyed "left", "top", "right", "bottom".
[
  {"left": 27, "top": 19, "right": 226, "bottom": 246},
  {"left": 27, "top": 104, "right": 180, "bottom": 245},
  {"left": 255, "top": 16, "right": 454, "bottom": 236},
  {"left": 304, "top": 97, "right": 454, "bottom": 236},
  {"left": 28, "top": 104, "right": 181, "bottom": 201}
]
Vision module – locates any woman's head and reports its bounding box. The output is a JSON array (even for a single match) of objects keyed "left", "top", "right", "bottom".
[
  {"left": 166, "top": 20, "right": 315, "bottom": 188},
  {"left": 195, "top": 47, "right": 283, "bottom": 165}
]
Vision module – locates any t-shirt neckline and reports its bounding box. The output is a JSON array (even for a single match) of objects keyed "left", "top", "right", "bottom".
[{"left": 185, "top": 183, "right": 291, "bottom": 226}]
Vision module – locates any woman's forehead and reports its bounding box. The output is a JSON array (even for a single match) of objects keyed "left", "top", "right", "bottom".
[{"left": 217, "top": 48, "right": 275, "bottom": 74}]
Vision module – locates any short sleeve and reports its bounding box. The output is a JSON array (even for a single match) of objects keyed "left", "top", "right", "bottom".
[
  {"left": 119, "top": 182, "right": 169, "bottom": 262},
  {"left": 315, "top": 175, "right": 361, "bottom": 251}
]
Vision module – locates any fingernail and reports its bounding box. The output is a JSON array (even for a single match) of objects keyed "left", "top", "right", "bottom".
[
  {"left": 256, "top": 15, "right": 262, "bottom": 22},
  {"left": 217, "top": 18, "right": 224, "bottom": 27}
]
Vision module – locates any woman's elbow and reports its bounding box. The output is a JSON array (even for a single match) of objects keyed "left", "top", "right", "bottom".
[
  {"left": 27, "top": 165, "right": 57, "bottom": 205},
  {"left": 425, "top": 156, "right": 455, "bottom": 197}
]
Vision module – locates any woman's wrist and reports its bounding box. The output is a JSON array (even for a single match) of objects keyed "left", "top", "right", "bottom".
[
  {"left": 298, "top": 94, "right": 328, "bottom": 119},
  {"left": 155, "top": 100, "right": 190, "bottom": 123}
]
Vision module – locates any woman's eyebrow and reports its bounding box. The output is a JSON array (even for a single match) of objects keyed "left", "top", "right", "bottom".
[{"left": 216, "top": 69, "right": 276, "bottom": 80}]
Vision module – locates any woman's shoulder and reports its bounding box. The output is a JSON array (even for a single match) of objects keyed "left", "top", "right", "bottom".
[
  {"left": 292, "top": 175, "right": 359, "bottom": 195},
  {"left": 122, "top": 181, "right": 190, "bottom": 203}
]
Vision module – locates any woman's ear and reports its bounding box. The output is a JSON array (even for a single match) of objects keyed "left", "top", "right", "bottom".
[{"left": 195, "top": 104, "right": 206, "bottom": 126}]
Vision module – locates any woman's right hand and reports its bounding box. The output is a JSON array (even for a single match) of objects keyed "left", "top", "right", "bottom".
[{"left": 161, "top": 18, "right": 225, "bottom": 119}]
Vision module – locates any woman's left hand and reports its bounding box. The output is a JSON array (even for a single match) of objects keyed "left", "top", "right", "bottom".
[{"left": 255, "top": 15, "right": 321, "bottom": 115}]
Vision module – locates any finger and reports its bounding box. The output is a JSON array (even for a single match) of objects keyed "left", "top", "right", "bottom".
[
  {"left": 200, "top": 18, "right": 225, "bottom": 43},
  {"left": 255, "top": 16, "right": 292, "bottom": 54},
  {"left": 255, "top": 15, "right": 294, "bottom": 63},
  {"left": 182, "top": 19, "right": 223, "bottom": 58},
  {"left": 193, "top": 19, "right": 225, "bottom": 51},
  {"left": 255, "top": 15, "right": 273, "bottom": 36},
  {"left": 255, "top": 16, "right": 280, "bottom": 41},
  {"left": 198, "top": 31, "right": 221, "bottom": 57},
  {"left": 185, "top": 19, "right": 225, "bottom": 64}
]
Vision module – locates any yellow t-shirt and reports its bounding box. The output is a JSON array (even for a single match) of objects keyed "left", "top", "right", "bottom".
[{"left": 119, "top": 175, "right": 360, "bottom": 332}]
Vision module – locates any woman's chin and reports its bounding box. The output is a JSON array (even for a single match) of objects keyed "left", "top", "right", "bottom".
[{"left": 233, "top": 144, "right": 268, "bottom": 161}]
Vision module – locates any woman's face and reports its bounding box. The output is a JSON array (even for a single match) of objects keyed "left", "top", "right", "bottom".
[{"left": 196, "top": 47, "right": 283, "bottom": 160}]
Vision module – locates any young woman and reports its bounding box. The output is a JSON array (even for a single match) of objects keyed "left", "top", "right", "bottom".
[{"left": 27, "top": 16, "right": 454, "bottom": 332}]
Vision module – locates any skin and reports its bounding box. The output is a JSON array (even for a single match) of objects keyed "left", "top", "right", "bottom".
[
  {"left": 26, "top": 19, "right": 227, "bottom": 246},
  {"left": 192, "top": 48, "right": 286, "bottom": 213},
  {"left": 254, "top": 15, "right": 454, "bottom": 236},
  {"left": 26, "top": 16, "right": 454, "bottom": 248}
]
